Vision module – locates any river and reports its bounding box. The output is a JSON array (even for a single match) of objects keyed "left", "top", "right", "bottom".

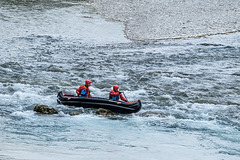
[{"left": 0, "top": 1, "right": 240, "bottom": 160}]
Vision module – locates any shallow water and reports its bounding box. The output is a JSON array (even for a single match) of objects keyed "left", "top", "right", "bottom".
[{"left": 0, "top": 1, "right": 240, "bottom": 160}]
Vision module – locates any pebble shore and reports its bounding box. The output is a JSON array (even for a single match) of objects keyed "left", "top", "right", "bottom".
[{"left": 88, "top": 0, "right": 240, "bottom": 40}]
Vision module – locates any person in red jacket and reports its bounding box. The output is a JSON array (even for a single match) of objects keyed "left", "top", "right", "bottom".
[
  {"left": 76, "top": 80, "right": 92, "bottom": 97},
  {"left": 109, "top": 85, "right": 127, "bottom": 102}
]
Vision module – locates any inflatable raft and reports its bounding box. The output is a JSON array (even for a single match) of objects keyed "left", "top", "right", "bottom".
[{"left": 57, "top": 91, "right": 141, "bottom": 114}]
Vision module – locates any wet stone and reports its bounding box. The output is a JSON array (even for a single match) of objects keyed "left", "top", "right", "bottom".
[
  {"left": 96, "top": 108, "right": 116, "bottom": 116},
  {"left": 34, "top": 104, "right": 58, "bottom": 114},
  {"left": 139, "top": 111, "right": 169, "bottom": 118},
  {"left": 69, "top": 112, "right": 81, "bottom": 116}
]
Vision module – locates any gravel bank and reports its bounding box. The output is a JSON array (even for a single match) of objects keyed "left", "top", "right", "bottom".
[{"left": 88, "top": 0, "right": 240, "bottom": 40}]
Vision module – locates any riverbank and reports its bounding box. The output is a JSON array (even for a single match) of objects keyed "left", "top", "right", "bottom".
[{"left": 88, "top": 0, "right": 240, "bottom": 40}]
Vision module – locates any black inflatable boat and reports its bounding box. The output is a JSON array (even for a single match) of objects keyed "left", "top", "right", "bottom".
[{"left": 57, "top": 91, "right": 141, "bottom": 114}]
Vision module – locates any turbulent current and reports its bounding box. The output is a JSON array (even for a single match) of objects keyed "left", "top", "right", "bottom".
[{"left": 0, "top": 1, "right": 240, "bottom": 160}]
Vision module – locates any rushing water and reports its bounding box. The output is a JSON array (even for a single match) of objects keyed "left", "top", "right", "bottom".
[{"left": 0, "top": 1, "right": 240, "bottom": 160}]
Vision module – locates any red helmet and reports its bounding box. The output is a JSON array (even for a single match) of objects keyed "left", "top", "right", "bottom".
[
  {"left": 113, "top": 85, "right": 119, "bottom": 91},
  {"left": 85, "top": 80, "right": 91, "bottom": 85}
]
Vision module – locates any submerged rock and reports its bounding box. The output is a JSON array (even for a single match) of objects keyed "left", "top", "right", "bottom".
[
  {"left": 34, "top": 105, "right": 58, "bottom": 114},
  {"left": 69, "top": 112, "right": 81, "bottom": 116},
  {"left": 139, "top": 111, "right": 169, "bottom": 118},
  {"left": 96, "top": 108, "right": 116, "bottom": 116}
]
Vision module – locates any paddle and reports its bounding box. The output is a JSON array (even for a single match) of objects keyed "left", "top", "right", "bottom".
[{"left": 122, "top": 92, "right": 129, "bottom": 102}]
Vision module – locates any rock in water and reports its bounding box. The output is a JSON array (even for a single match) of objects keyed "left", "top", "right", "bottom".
[
  {"left": 139, "top": 111, "right": 169, "bottom": 118},
  {"left": 34, "top": 105, "right": 58, "bottom": 114},
  {"left": 69, "top": 112, "right": 80, "bottom": 116},
  {"left": 96, "top": 108, "right": 116, "bottom": 116}
]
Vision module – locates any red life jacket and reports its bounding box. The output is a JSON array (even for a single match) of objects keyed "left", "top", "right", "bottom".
[
  {"left": 109, "top": 90, "right": 126, "bottom": 101},
  {"left": 76, "top": 85, "right": 91, "bottom": 97}
]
